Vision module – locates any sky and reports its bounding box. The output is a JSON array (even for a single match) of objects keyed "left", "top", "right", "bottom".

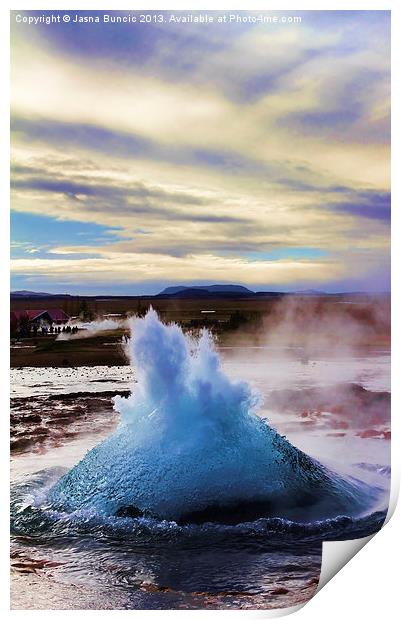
[{"left": 10, "top": 10, "right": 390, "bottom": 295}]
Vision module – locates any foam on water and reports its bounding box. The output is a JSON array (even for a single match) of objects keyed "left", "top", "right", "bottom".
[{"left": 49, "top": 310, "right": 380, "bottom": 523}]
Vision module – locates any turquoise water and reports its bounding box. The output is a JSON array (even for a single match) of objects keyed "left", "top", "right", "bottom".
[{"left": 10, "top": 312, "right": 390, "bottom": 609}]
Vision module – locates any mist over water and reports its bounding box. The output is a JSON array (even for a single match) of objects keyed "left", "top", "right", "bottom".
[
  {"left": 49, "top": 309, "right": 383, "bottom": 524},
  {"left": 236, "top": 294, "right": 390, "bottom": 356}
]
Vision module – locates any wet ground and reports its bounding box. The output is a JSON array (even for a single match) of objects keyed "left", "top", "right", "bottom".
[{"left": 10, "top": 347, "right": 390, "bottom": 610}]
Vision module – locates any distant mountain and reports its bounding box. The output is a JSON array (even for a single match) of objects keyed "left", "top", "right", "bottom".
[
  {"left": 159, "top": 286, "right": 192, "bottom": 295},
  {"left": 158, "top": 284, "right": 254, "bottom": 297},
  {"left": 11, "top": 290, "right": 56, "bottom": 297}
]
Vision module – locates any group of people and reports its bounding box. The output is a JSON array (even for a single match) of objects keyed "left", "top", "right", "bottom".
[
  {"left": 61, "top": 325, "right": 79, "bottom": 335},
  {"left": 32, "top": 323, "right": 80, "bottom": 336}
]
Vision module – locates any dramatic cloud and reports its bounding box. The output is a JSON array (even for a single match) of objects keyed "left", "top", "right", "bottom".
[{"left": 10, "top": 10, "right": 390, "bottom": 294}]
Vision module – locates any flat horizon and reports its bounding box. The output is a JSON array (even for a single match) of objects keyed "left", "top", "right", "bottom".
[{"left": 10, "top": 285, "right": 391, "bottom": 298}]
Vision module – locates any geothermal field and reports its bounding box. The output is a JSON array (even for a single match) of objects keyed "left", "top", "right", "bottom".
[{"left": 10, "top": 294, "right": 390, "bottom": 610}]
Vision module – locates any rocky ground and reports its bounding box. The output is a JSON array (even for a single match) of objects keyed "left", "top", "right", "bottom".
[{"left": 10, "top": 390, "right": 129, "bottom": 454}]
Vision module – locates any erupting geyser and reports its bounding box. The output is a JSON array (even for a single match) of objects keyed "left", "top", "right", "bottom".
[{"left": 49, "top": 309, "right": 371, "bottom": 524}]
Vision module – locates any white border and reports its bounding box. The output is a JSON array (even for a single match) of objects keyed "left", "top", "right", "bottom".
[{"left": 2, "top": 1, "right": 399, "bottom": 618}]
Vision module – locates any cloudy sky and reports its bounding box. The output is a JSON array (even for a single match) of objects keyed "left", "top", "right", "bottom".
[{"left": 11, "top": 10, "right": 390, "bottom": 295}]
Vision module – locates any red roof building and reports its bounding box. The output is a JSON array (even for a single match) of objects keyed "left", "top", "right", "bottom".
[{"left": 10, "top": 309, "right": 70, "bottom": 325}]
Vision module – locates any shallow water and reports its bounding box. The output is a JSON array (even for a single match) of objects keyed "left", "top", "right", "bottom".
[
  {"left": 10, "top": 345, "right": 390, "bottom": 610},
  {"left": 10, "top": 348, "right": 390, "bottom": 399}
]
